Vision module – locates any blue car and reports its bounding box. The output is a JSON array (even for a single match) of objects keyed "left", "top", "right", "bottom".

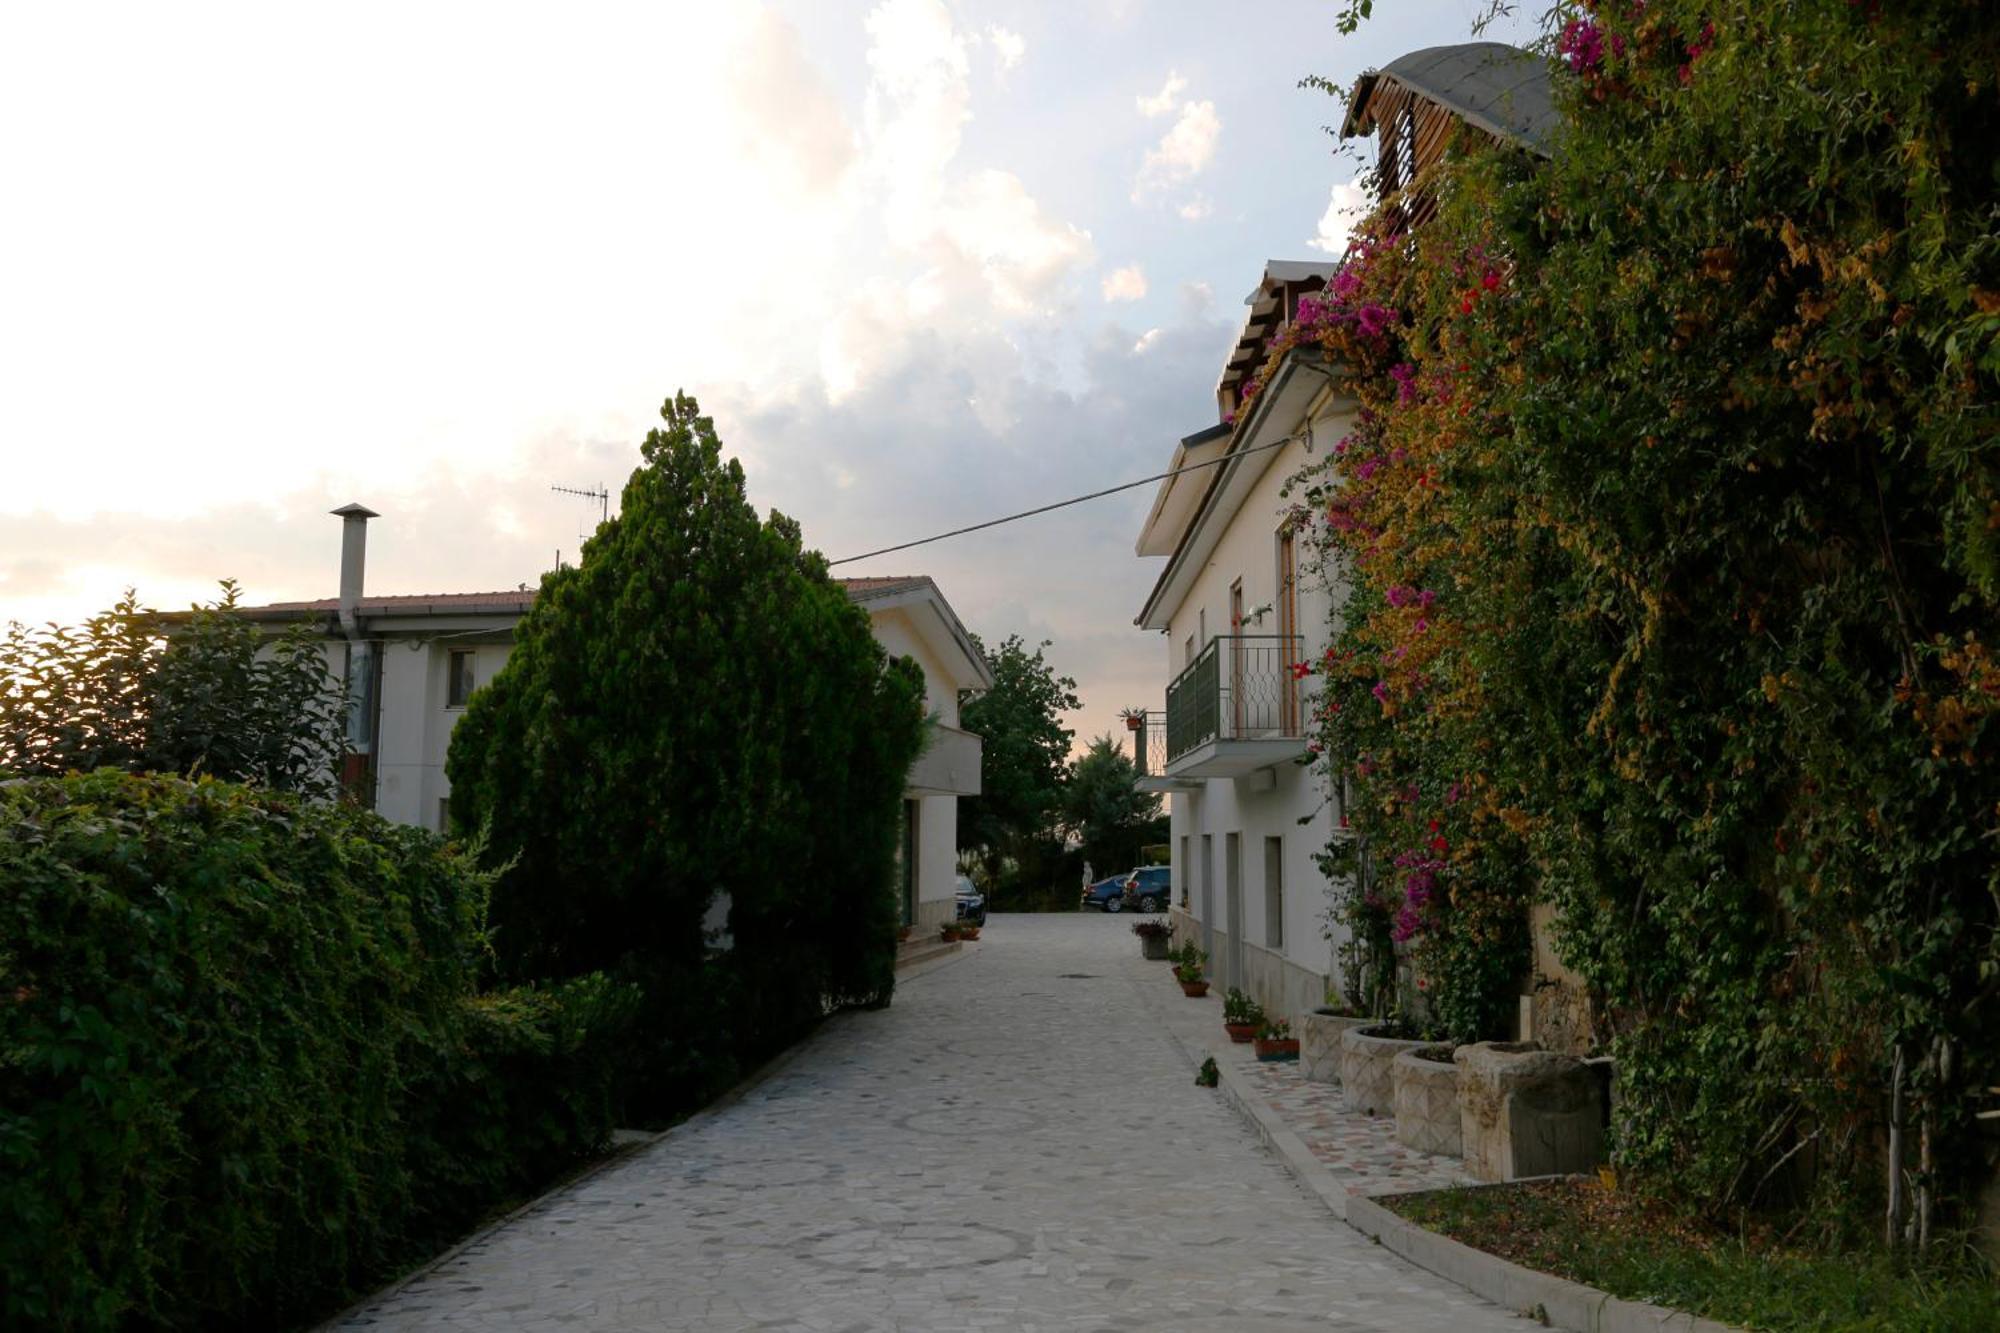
[
  {"left": 1080, "top": 874, "right": 1136, "bottom": 912},
  {"left": 1119, "top": 866, "right": 1171, "bottom": 913}
]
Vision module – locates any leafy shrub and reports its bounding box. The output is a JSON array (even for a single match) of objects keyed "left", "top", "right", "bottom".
[
  {"left": 0, "top": 771, "right": 630, "bottom": 1330},
  {"left": 0, "top": 581, "right": 345, "bottom": 797},
  {"left": 446, "top": 393, "right": 927, "bottom": 1116}
]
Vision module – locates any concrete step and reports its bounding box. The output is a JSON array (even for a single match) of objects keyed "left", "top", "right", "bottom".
[{"left": 895, "top": 938, "right": 963, "bottom": 971}]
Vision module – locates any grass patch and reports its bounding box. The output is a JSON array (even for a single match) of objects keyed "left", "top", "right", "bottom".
[{"left": 1386, "top": 1178, "right": 2000, "bottom": 1332}]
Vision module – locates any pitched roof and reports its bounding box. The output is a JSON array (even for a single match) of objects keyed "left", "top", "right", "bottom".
[
  {"left": 225, "top": 591, "right": 537, "bottom": 620},
  {"left": 836, "top": 576, "right": 931, "bottom": 601},
  {"left": 1344, "top": 42, "right": 1558, "bottom": 155}
]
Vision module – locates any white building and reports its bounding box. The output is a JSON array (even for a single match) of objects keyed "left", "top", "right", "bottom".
[
  {"left": 236, "top": 507, "right": 991, "bottom": 934},
  {"left": 1131, "top": 262, "right": 1356, "bottom": 1021}
]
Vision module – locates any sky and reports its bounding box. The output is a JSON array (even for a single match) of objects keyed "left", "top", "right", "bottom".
[{"left": 1, "top": 0, "right": 1544, "bottom": 752}]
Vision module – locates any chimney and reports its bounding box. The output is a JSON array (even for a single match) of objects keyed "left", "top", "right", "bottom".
[
  {"left": 332, "top": 502, "right": 377, "bottom": 617},
  {"left": 330, "top": 503, "right": 380, "bottom": 801}
]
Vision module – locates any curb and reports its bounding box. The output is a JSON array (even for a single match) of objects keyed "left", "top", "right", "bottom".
[
  {"left": 1346, "top": 1193, "right": 1737, "bottom": 1333},
  {"left": 1139, "top": 965, "right": 1737, "bottom": 1333}
]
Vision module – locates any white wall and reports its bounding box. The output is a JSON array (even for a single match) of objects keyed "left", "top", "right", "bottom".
[
  {"left": 861, "top": 605, "right": 963, "bottom": 920},
  {"left": 1161, "top": 396, "right": 1357, "bottom": 1014}
]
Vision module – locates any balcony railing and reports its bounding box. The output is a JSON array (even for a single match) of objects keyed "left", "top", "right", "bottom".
[
  {"left": 1127, "top": 711, "right": 1168, "bottom": 777},
  {"left": 1164, "top": 635, "right": 1305, "bottom": 764}
]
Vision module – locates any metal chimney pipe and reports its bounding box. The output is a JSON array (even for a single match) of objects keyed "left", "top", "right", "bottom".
[{"left": 329, "top": 504, "right": 380, "bottom": 785}]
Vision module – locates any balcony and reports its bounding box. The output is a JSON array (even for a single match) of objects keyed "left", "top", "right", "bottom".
[
  {"left": 907, "top": 722, "right": 982, "bottom": 797},
  {"left": 1139, "top": 635, "right": 1309, "bottom": 781}
]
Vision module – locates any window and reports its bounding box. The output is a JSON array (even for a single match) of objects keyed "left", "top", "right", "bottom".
[
  {"left": 447, "top": 650, "right": 476, "bottom": 707},
  {"left": 1264, "top": 836, "right": 1285, "bottom": 949}
]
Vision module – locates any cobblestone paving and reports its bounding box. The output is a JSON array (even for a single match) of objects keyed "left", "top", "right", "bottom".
[
  {"left": 1235, "top": 1056, "right": 1474, "bottom": 1197},
  {"left": 336, "top": 914, "right": 1521, "bottom": 1332}
]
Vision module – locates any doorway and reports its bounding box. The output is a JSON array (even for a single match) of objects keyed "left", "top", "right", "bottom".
[
  {"left": 1225, "top": 832, "right": 1245, "bottom": 987},
  {"left": 901, "top": 799, "right": 919, "bottom": 926}
]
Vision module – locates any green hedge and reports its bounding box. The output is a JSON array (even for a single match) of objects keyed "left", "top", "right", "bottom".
[{"left": 0, "top": 771, "right": 635, "bottom": 1330}]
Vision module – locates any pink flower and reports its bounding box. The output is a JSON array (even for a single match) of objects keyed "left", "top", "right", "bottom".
[
  {"left": 1371, "top": 681, "right": 1390, "bottom": 704},
  {"left": 1558, "top": 16, "right": 1605, "bottom": 72}
]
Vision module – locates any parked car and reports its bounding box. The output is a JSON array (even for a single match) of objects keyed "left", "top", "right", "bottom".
[
  {"left": 1079, "top": 874, "right": 1134, "bottom": 912},
  {"left": 1120, "top": 866, "right": 1171, "bottom": 912},
  {"left": 954, "top": 875, "right": 986, "bottom": 924}
]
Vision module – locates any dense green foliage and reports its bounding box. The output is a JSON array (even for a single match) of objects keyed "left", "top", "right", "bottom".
[
  {"left": 447, "top": 393, "right": 927, "bottom": 1115},
  {"left": 1294, "top": 0, "right": 2000, "bottom": 1240},
  {"left": 0, "top": 771, "right": 633, "bottom": 1330},
  {"left": 1060, "top": 735, "right": 1164, "bottom": 876},
  {"left": 956, "top": 634, "right": 1080, "bottom": 901},
  {"left": 0, "top": 582, "right": 345, "bottom": 796}
]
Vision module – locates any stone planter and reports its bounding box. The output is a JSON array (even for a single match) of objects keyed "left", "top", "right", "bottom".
[
  {"left": 1140, "top": 934, "right": 1171, "bottom": 961},
  {"left": 1392, "top": 1045, "right": 1462, "bottom": 1156},
  {"left": 1455, "top": 1041, "right": 1605, "bottom": 1182},
  {"left": 1340, "top": 1024, "right": 1428, "bottom": 1118},
  {"left": 1298, "top": 1010, "right": 1371, "bottom": 1086}
]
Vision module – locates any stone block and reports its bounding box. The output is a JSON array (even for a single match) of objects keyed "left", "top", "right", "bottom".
[
  {"left": 1340, "top": 1024, "right": 1428, "bottom": 1118},
  {"left": 1392, "top": 1047, "right": 1462, "bottom": 1157},
  {"left": 1297, "top": 1010, "right": 1370, "bottom": 1085},
  {"left": 1454, "top": 1041, "right": 1604, "bottom": 1182}
]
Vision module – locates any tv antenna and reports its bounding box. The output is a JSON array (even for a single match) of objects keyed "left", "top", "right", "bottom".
[{"left": 550, "top": 483, "right": 610, "bottom": 542}]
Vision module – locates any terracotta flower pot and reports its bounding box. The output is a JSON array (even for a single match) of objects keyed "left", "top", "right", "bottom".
[
  {"left": 1224, "top": 1022, "right": 1258, "bottom": 1044},
  {"left": 957, "top": 926, "right": 980, "bottom": 941},
  {"left": 1253, "top": 1037, "right": 1301, "bottom": 1061},
  {"left": 1179, "top": 980, "right": 1210, "bottom": 998}
]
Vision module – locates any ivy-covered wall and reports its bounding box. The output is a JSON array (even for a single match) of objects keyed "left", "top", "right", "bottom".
[{"left": 1282, "top": 0, "right": 1999, "bottom": 1242}]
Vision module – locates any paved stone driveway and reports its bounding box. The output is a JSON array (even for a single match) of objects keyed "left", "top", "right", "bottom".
[{"left": 336, "top": 914, "right": 1522, "bottom": 1332}]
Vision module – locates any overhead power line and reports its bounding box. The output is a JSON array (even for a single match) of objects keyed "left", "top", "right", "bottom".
[{"left": 827, "top": 428, "right": 1309, "bottom": 567}]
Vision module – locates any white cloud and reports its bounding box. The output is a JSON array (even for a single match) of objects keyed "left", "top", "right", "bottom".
[
  {"left": 1133, "top": 98, "right": 1219, "bottom": 201},
  {"left": 1136, "top": 71, "right": 1186, "bottom": 117},
  {"left": 1177, "top": 195, "right": 1213, "bottom": 222},
  {"left": 1309, "top": 176, "right": 1371, "bottom": 254},
  {"left": 730, "top": 11, "right": 858, "bottom": 195},
  {"left": 1101, "top": 264, "right": 1148, "bottom": 302},
  {"left": 941, "top": 169, "right": 1095, "bottom": 313},
  {"left": 1132, "top": 327, "right": 1163, "bottom": 353},
  {"left": 985, "top": 25, "right": 1025, "bottom": 71}
]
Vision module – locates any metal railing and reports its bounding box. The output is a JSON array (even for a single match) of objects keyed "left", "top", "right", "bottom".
[
  {"left": 1163, "top": 635, "right": 1304, "bottom": 764},
  {"left": 1127, "top": 711, "right": 1168, "bottom": 776}
]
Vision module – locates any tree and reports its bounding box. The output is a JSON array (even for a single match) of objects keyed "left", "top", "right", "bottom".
[
  {"left": 1061, "top": 735, "right": 1164, "bottom": 876},
  {"left": 955, "top": 633, "right": 1080, "bottom": 884},
  {"left": 446, "top": 392, "right": 927, "bottom": 1113},
  {"left": 0, "top": 581, "right": 345, "bottom": 796}
]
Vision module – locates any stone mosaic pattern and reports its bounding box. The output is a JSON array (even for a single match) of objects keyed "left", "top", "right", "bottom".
[
  {"left": 1297, "top": 1011, "right": 1367, "bottom": 1086},
  {"left": 1232, "top": 1048, "right": 1474, "bottom": 1199},
  {"left": 1339, "top": 1027, "right": 1428, "bottom": 1119},
  {"left": 1391, "top": 1052, "right": 1462, "bottom": 1158},
  {"left": 335, "top": 914, "right": 1517, "bottom": 1332}
]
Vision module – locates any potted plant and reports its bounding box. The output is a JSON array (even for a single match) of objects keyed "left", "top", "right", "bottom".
[
  {"left": 1131, "top": 917, "right": 1173, "bottom": 960},
  {"left": 1173, "top": 944, "right": 1209, "bottom": 997},
  {"left": 1222, "top": 988, "right": 1265, "bottom": 1043},
  {"left": 1120, "top": 707, "right": 1147, "bottom": 733},
  {"left": 941, "top": 919, "right": 980, "bottom": 943},
  {"left": 1252, "top": 1017, "right": 1300, "bottom": 1061}
]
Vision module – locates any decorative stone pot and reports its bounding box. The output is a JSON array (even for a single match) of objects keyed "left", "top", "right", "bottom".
[
  {"left": 1298, "top": 1010, "right": 1371, "bottom": 1085},
  {"left": 1454, "top": 1041, "right": 1605, "bottom": 1182},
  {"left": 1253, "top": 1037, "right": 1300, "bottom": 1061},
  {"left": 1340, "top": 1024, "right": 1429, "bottom": 1118},
  {"left": 1392, "top": 1045, "right": 1462, "bottom": 1156},
  {"left": 1224, "top": 1022, "right": 1258, "bottom": 1044},
  {"left": 1140, "top": 934, "right": 1171, "bottom": 961}
]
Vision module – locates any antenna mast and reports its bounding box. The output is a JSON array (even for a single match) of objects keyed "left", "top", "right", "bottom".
[{"left": 550, "top": 483, "right": 610, "bottom": 538}]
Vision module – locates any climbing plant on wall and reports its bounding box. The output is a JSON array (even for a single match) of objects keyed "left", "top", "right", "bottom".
[{"left": 1290, "top": 0, "right": 2000, "bottom": 1243}]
